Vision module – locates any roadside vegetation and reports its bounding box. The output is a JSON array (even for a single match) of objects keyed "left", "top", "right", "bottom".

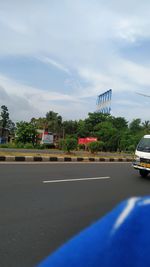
[{"left": 0, "top": 105, "right": 150, "bottom": 154}]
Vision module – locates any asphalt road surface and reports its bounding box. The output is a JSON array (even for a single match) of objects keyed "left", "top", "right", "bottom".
[{"left": 0, "top": 162, "right": 150, "bottom": 267}]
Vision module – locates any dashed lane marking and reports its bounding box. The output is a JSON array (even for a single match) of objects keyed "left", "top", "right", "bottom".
[{"left": 43, "top": 176, "right": 111, "bottom": 184}]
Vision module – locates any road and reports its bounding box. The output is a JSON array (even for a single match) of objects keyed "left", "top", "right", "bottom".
[{"left": 0, "top": 162, "right": 150, "bottom": 267}]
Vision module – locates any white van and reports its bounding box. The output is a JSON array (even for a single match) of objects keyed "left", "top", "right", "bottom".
[{"left": 133, "top": 135, "right": 150, "bottom": 177}]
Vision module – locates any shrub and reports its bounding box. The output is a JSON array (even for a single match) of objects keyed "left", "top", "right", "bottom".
[
  {"left": 58, "top": 139, "right": 65, "bottom": 150},
  {"left": 34, "top": 144, "right": 45, "bottom": 149},
  {"left": 88, "top": 141, "right": 104, "bottom": 154},
  {"left": 46, "top": 143, "right": 55, "bottom": 149},
  {"left": 7, "top": 142, "right": 16, "bottom": 148},
  {"left": 63, "top": 138, "right": 78, "bottom": 153},
  {"left": 126, "top": 144, "right": 136, "bottom": 152},
  {"left": 23, "top": 143, "right": 34, "bottom": 149},
  {"left": 78, "top": 144, "right": 85, "bottom": 150},
  {"left": 0, "top": 144, "right": 9, "bottom": 148},
  {"left": 15, "top": 142, "right": 25, "bottom": 148}
]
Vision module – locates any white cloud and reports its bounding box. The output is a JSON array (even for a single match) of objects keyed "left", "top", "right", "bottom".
[
  {"left": 0, "top": 74, "right": 73, "bottom": 101},
  {"left": 0, "top": 0, "right": 150, "bottom": 121},
  {"left": 37, "top": 56, "right": 70, "bottom": 74},
  {"left": 0, "top": 74, "right": 89, "bottom": 121},
  {"left": 77, "top": 57, "right": 150, "bottom": 98}
]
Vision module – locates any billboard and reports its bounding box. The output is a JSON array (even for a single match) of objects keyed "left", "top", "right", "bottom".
[
  {"left": 41, "top": 132, "right": 53, "bottom": 144},
  {"left": 78, "top": 137, "right": 97, "bottom": 145},
  {"left": 96, "top": 89, "right": 112, "bottom": 114}
]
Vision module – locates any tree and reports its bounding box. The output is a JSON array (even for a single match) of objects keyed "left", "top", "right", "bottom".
[
  {"left": 84, "top": 112, "right": 110, "bottom": 133},
  {"left": 77, "top": 120, "right": 90, "bottom": 137},
  {"left": 46, "top": 111, "right": 62, "bottom": 134},
  {"left": 129, "top": 119, "right": 142, "bottom": 133},
  {"left": 30, "top": 117, "right": 47, "bottom": 130},
  {"left": 16, "top": 121, "right": 37, "bottom": 145},
  {"left": 63, "top": 120, "right": 78, "bottom": 138},
  {"left": 94, "top": 121, "right": 119, "bottom": 151},
  {"left": 0, "top": 105, "right": 15, "bottom": 138},
  {"left": 111, "top": 117, "right": 128, "bottom": 130},
  {"left": 7, "top": 120, "right": 16, "bottom": 135},
  {"left": 0, "top": 105, "right": 9, "bottom": 129},
  {"left": 142, "top": 120, "right": 150, "bottom": 133}
]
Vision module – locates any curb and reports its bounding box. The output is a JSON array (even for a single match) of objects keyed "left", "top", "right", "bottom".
[{"left": 0, "top": 156, "right": 133, "bottom": 162}]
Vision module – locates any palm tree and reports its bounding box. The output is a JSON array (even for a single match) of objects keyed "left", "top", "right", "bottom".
[{"left": 142, "top": 120, "right": 150, "bottom": 133}]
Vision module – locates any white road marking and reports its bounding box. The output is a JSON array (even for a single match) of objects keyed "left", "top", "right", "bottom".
[{"left": 43, "top": 176, "right": 111, "bottom": 183}]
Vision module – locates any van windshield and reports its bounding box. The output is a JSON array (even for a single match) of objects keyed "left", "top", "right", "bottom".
[{"left": 137, "top": 137, "right": 150, "bottom": 152}]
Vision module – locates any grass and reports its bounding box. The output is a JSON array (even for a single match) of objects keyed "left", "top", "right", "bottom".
[{"left": 0, "top": 151, "right": 134, "bottom": 158}]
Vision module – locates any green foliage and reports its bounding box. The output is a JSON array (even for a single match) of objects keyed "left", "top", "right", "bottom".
[
  {"left": 0, "top": 143, "right": 9, "bottom": 148},
  {"left": 16, "top": 121, "right": 37, "bottom": 145},
  {"left": 30, "top": 117, "right": 47, "bottom": 130},
  {"left": 0, "top": 105, "right": 15, "bottom": 136},
  {"left": 5, "top": 142, "right": 16, "bottom": 148},
  {"left": 1, "top": 105, "right": 149, "bottom": 153},
  {"left": 46, "top": 111, "right": 62, "bottom": 134},
  {"left": 58, "top": 139, "right": 65, "bottom": 150},
  {"left": 77, "top": 120, "right": 90, "bottom": 137},
  {"left": 86, "top": 112, "right": 110, "bottom": 126},
  {"left": 65, "top": 133, "right": 78, "bottom": 139},
  {"left": 23, "top": 143, "right": 34, "bottom": 149},
  {"left": 0, "top": 105, "right": 9, "bottom": 128},
  {"left": 129, "top": 118, "right": 142, "bottom": 133},
  {"left": 15, "top": 142, "right": 25, "bottom": 148},
  {"left": 95, "top": 121, "right": 119, "bottom": 151},
  {"left": 30, "top": 112, "right": 63, "bottom": 137},
  {"left": 78, "top": 144, "right": 85, "bottom": 150},
  {"left": 0, "top": 142, "right": 25, "bottom": 149},
  {"left": 34, "top": 144, "right": 46, "bottom": 149},
  {"left": 142, "top": 120, "right": 150, "bottom": 134},
  {"left": 88, "top": 141, "right": 104, "bottom": 153},
  {"left": 111, "top": 117, "right": 128, "bottom": 130},
  {"left": 127, "top": 144, "right": 136, "bottom": 152},
  {"left": 63, "top": 138, "right": 78, "bottom": 153},
  {"left": 3, "top": 143, "right": 15, "bottom": 148},
  {"left": 62, "top": 120, "right": 78, "bottom": 136},
  {"left": 58, "top": 138, "right": 77, "bottom": 152},
  {"left": 45, "top": 143, "right": 55, "bottom": 149}
]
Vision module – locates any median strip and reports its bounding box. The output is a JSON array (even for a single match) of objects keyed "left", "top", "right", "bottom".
[
  {"left": 0, "top": 156, "right": 133, "bottom": 162},
  {"left": 43, "top": 176, "right": 111, "bottom": 183}
]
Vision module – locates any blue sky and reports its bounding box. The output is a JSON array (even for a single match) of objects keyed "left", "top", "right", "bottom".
[{"left": 0, "top": 0, "right": 150, "bottom": 122}]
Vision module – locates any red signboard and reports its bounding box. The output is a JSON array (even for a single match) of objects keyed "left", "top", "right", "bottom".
[{"left": 78, "top": 137, "right": 97, "bottom": 144}]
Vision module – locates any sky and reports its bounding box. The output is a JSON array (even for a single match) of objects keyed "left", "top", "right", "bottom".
[{"left": 0, "top": 0, "right": 150, "bottom": 123}]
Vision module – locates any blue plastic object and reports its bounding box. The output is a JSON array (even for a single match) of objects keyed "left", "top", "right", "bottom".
[{"left": 37, "top": 196, "right": 150, "bottom": 267}]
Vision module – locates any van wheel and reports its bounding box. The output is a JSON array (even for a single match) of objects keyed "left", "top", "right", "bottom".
[{"left": 139, "top": 170, "right": 149, "bottom": 178}]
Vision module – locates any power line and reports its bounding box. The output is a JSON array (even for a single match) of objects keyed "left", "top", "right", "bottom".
[{"left": 136, "top": 92, "right": 150, "bottom": 98}]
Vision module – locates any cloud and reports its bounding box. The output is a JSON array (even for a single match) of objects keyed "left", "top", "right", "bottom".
[
  {"left": 0, "top": 85, "right": 40, "bottom": 122},
  {"left": 77, "top": 57, "right": 150, "bottom": 97},
  {"left": 0, "top": 0, "right": 150, "bottom": 121},
  {"left": 0, "top": 74, "right": 89, "bottom": 121},
  {"left": 37, "top": 56, "right": 70, "bottom": 74}
]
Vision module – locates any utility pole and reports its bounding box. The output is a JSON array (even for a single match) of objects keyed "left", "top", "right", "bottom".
[{"left": 62, "top": 127, "right": 65, "bottom": 139}]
